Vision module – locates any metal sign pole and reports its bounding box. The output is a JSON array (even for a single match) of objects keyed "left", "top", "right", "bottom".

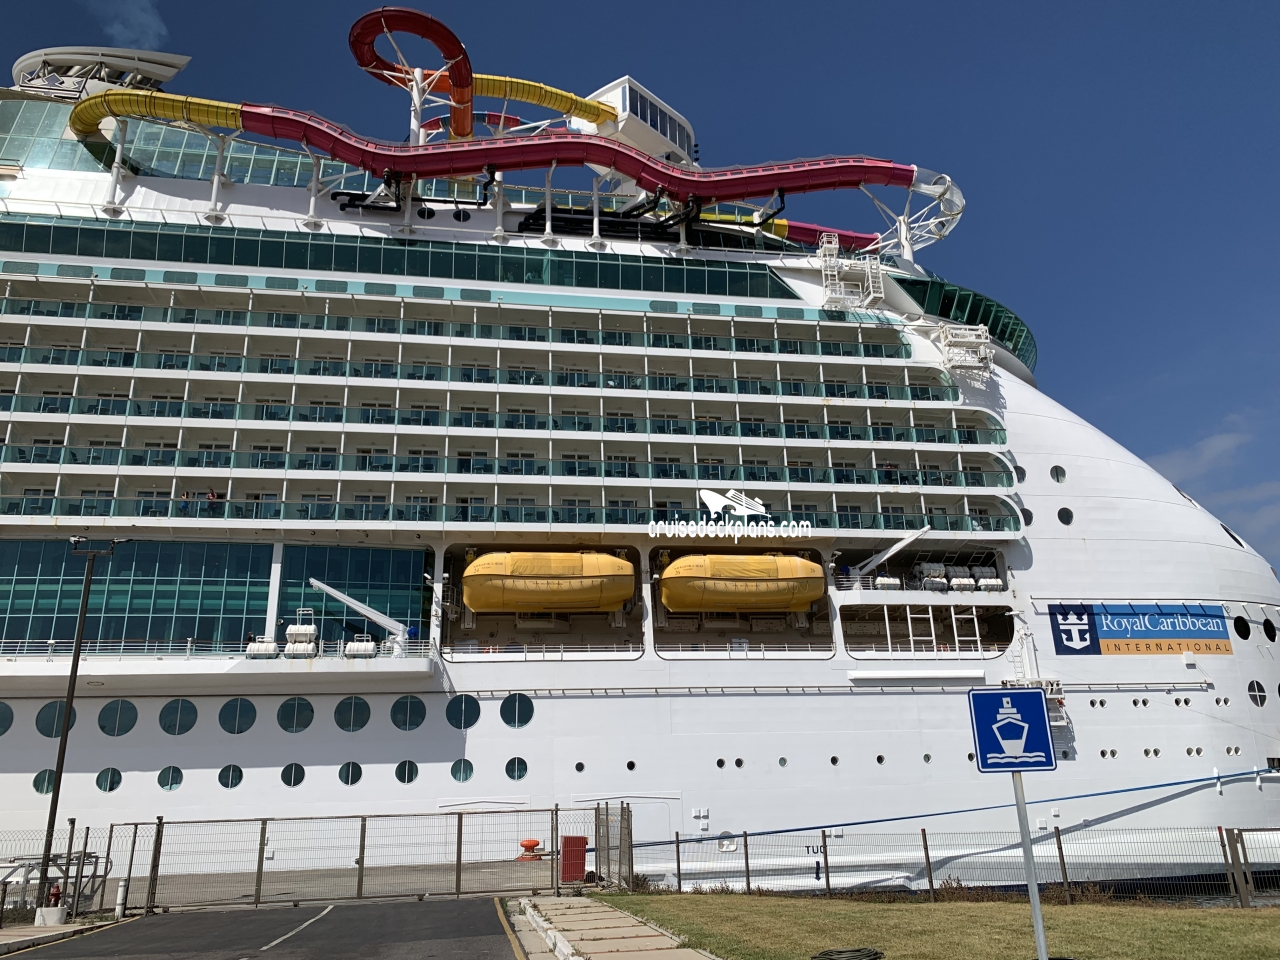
[{"left": 1011, "top": 771, "right": 1048, "bottom": 960}]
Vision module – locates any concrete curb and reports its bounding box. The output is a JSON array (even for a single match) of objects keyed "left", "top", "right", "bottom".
[
  {"left": 0, "top": 919, "right": 122, "bottom": 956},
  {"left": 520, "top": 898, "right": 581, "bottom": 960}
]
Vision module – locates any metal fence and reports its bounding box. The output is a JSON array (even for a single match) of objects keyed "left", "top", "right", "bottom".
[
  {"left": 596, "top": 802, "right": 635, "bottom": 891},
  {"left": 640, "top": 825, "right": 1280, "bottom": 906}
]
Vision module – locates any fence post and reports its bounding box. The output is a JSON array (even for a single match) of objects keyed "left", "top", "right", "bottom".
[
  {"left": 603, "top": 803, "right": 610, "bottom": 885},
  {"left": 96, "top": 824, "right": 114, "bottom": 913},
  {"left": 122, "top": 824, "right": 138, "bottom": 914},
  {"left": 1218, "top": 829, "right": 1239, "bottom": 906},
  {"left": 71, "top": 826, "right": 88, "bottom": 920},
  {"left": 1226, "top": 829, "right": 1251, "bottom": 908},
  {"left": 1236, "top": 830, "right": 1256, "bottom": 902},
  {"left": 742, "top": 832, "right": 751, "bottom": 895},
  {"left": 821, "top": 829, "right": 831, "bottom": 897},
  {"left": 253, "top": 819, "right": 268, "bottom": 907},
  {"left": 921, "top": 828, "right": 935, "bottom": 903},
  {"left": 356, "top": 816, "right": 367, "bottom": 899},
  {"left": 144, "top": 817, "right": 164, "bottom": 915},
  {"left": 552, "top": 804, "right": 560, "bottom": 897},
  {"left": 63, "top": 818, "right": 76, "bottom": 895},
  {"left": 0, "top": 881, "right": 7, "bottom": 929},
  {"left": 627, "top": 805, "right": 635, "bottom": 891},
  {"left": 1053, "top": 826, "right": 1071, "bottom": 905},
  {"left": 674, "top": 832, "right": 682, "bottom": 893},
  {"left": 593, "top": 804, "right": 602, "bottom": 883},
  {"left": 454, "top": 812, "right": 463, "bottom": 898}
]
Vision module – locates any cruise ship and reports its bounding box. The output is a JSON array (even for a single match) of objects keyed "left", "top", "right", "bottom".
[{"left": 1, "top": 8, "right": 1277, "bottom": 842}]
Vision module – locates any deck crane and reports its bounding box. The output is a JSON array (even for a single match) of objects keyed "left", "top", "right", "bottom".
[{"left": 307, "top": 577, "right": 417, "bottom": 657}]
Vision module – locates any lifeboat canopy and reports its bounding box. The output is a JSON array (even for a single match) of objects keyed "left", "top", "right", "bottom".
[
  {"left": 658, "top": 554, "right": 826, "bottom": 613},
  {"left": 462, "top": 552, "right": 635, "bottom": 613}
]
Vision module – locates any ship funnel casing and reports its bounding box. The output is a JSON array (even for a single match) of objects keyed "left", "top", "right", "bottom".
[
  {"left": 461, "top": 552, "right": 635, "bottom": 613},
  {"left": 658, "top": 555, "right": 826, "bottom": 613}
]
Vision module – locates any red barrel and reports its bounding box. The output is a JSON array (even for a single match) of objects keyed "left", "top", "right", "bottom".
[{"left": 560, "top": 835, "right": 587, "bottom": 882}]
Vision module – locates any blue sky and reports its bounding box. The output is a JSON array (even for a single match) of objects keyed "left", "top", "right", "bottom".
[{"left": 7, "top": 1, "right": 1279, "bottom": 564}]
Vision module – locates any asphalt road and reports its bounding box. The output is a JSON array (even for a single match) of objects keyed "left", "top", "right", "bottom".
[{"left": 27, "top": 898, "right": 517, "bottom": 960}]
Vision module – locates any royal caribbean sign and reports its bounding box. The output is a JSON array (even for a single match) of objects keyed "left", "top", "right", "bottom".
[{"left": 1049, "top": 603, "right": 1232, "bottom": 656}]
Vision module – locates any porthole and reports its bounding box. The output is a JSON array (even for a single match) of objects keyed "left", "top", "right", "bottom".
[
  {"left": 98, "top": 699, "right": 137, "bottom": 737},
  {"left": 450, "top": 759, "right": 473, "bottom": 783},
  {"left": 1153, "top": 748, "right": 1161, "bottom": 757},
  {"left": 218, "top": 764, "right": 243, "bottom": 789},
  {"left": 1234, "top": 617, "right": 1251, "bottom": 641},
  {"left": 338, "top": 761, "right": 362, "bottom": 786},
  {"left": 876, "top": 754, "right": 886, "bottom": 765},
  {"left": 506, "top": 757, "right": 528, "bottom": 781},
  {"left": 0, "top": 701, "right": 11, "bottom": 736},
  {"left": 1183, "top": 697, "right": 1191, "bottom": 705},
  {"left": 334, "top": 696, "right": 370, "bottom": 732},
  {"left": 1264, "top": 619, "right": 1276, "bottom": 642},
  {"left": 281, "top": 762, "right": 306, "bottom": 787},
  {"left": 445, "top": 694, "right": 480, "bottom": 730},
  {"left": 1223, "top": 697, "right": 1229, "bottom": 706},
  {"left": 1142, "top": 698, "right": 1149, "bottom": 707},
  {"left": 1100, "top": 750, "right": 1107, "bottom": 759},
  {"left": 1221, "top": 524, "right": 1244, "bottom": 548},
  {"left": 96, "top": 767, "right": 122, "bottom": 793},
  {"left": 390, "top": 694, "right": 426, "bottom": 731},
  {"left": 1099, "top": 698, "right": 1107, "bottom": 707},
  {"left": 1057, "top": 507, "right": 1074, "bottom": 526},
  {"left": 1109, "top": 749, "right": 1117, "bottom": 758},
  {"left": 1061, "top": 750, "right": 1069, "bottom": 760},
  {"left": 1020, "top": 508, "right": 1034, "bottom": 527},
  {"left": 1050, "top": 465, "right": 1066, "bottom": 483},
  {"left": 1014, "top": 466, "right": 1027, "bottom": 483},
  {"left": 1133, "top": 698, "right": 1140, "bottom": 707},
  {"left": 278, "top": 697, "right": 314, "bottom": 733},
  {"left": 626, "top": 760, "right": 636, "bottom": 771},
  {"left": 158, "top": 699, "right": 197, "bottom": 736},
  {"left": 395, "top": 760, "right": 419, "bottom": 784},
  {"left": 218, "top": 698, "right": 256, "bottom": 735},
  {"left": 416, "top": 206, "right": 435, "bottom": 220},
  {"left": 923, "top": 754, "right": 932, "bottom": 764},
  {"left": 734, "top": 758, "right": 744, "bottom": 768},
  {"left": 157, "top": 766, "right": 184, "bottom": 791},
  {"left": 1175, "top": 698, "right": 1183, "bottom": 706},
  {"left": 1248, "top": 681, "right": 1267, "bottom": 707},
  {"left": 1144, "top": 748, "right": 1151, "bottom": 757},
  {"left": 1186, "top": 747, "right": 1194, "bottom": 756},
  {"left": 500, "top": 693, "right": 534, "bottom": 728},
  {"left": 35, "top": 700, "right": 75, "bottom": 738},
  {"left": 452, "top": 209, "right": 471, "bottom": 222},
  {"left": 830, "top": 755, "right": 840, "bottom": 766},
  {"left": 1195, "top": 747, "right": 1203, "bottom": 756},
  {"left": 33, "top": 770, "right": 55, "bottom": 794},
  {"left": 778, "top": 757, "right": 788, "bottom": 767},
  {"left": 967, "top": 752, "right": 976, "bottom": 762},
  {"left": 716, "top": 758, "right": 725, "bottom": 768},
  {"left": 1215, "top": 697, "right": 1222, "bottom": 706},
  {"left": 1090, "top": 699, "right": 1097, "bottom": 708},
  {"left": 574, "top": 762, "right": 585, "bottom": 773}
]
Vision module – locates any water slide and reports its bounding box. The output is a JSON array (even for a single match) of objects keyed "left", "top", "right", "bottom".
[{"left": 67, "top": 7, "right": 936, "bottom": 249}]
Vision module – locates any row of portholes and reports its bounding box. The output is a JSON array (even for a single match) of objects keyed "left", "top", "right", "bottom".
[
  {"left": 0, "top": 693, "right": 536, "bottom": 740},
  {"left": 1236, "top": 618, "right": 1277, "bottom": 642},
  {"left": 1013, "top": 465, "right": 1068, "bottom": 484},
  {"left": 32, "top": 757, "right": 532, "bottom": 794},
  {"left": 1017, "top": 507, "right": 1075, "bottom": 528}
]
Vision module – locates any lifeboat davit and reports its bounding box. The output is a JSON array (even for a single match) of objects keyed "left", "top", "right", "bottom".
[
  {"left": 658, "top": 555, "right": 826, "bottom": 613},
  {"left": 462, "top": 552, "right": 635, "bottom": 613}
]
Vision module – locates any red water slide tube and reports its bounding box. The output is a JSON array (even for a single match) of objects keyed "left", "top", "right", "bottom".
[
  {"left": 239, "top": 103, "right": 915, "bottom": 207},
  {"left": 349, "top": 7, "right": 474, "bottom": 138}
]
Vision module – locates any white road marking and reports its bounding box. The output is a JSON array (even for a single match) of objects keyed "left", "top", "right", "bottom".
[{"left": 259, "top": 904, "right": 334, "bottom": 951}]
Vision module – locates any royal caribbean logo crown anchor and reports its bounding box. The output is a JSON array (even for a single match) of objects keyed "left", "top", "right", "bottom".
[{"left": 1048, "top": 603, "right": 1233, "bottom": 656}]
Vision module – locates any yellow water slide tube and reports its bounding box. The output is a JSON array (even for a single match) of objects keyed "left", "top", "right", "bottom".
[
  {"left": 68, "top": 89, "right": 241, "bottom": 138},
  {"left": 658, "top": 554, "right": 826, "bottom": 613},
  {"left": 462, "top": 552, "right": 635, "bottom": 613}
]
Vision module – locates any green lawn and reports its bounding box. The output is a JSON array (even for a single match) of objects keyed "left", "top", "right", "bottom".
[{"left": 595, "top": 893, "right": 1279, "bottom": 960}]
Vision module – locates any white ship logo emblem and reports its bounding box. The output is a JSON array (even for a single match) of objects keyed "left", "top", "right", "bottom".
[
  {"left": 985, "top": 697, "right": 1047, "bottom": 764},
  {"left": 699, "top": 489, "right": 769, "bottom": 519},
  {"left": 1055, "top": 611, "right": 1092, "bottom": 649}
]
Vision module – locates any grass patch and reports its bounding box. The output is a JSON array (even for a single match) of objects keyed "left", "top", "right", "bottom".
[{"left": 595, "top": 893, "right": 1278, "bottom": 960}]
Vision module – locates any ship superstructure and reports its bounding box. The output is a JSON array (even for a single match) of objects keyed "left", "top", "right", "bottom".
[{"left": 0, "top": 10, "right": 1277, "bottom": 839}]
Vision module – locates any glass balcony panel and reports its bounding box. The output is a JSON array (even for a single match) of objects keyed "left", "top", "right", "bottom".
[
  {"left": 291, "top": 453, "right": 338, "bottom": 471},
  {"left": 58, "top": 496, "right": 114, "bottom": 517}
]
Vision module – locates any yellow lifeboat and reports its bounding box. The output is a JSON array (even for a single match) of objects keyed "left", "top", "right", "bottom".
[
  {"left": 658, "top": 554, "right": 826, "bottom": 613},
  {"left": 462, "top": 552, "right": 635, "bottom": 613}
]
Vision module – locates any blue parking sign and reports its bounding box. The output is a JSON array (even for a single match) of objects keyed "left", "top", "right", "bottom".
[{"left": 968, "top": 688, "right": 1057, "bottom": 773}]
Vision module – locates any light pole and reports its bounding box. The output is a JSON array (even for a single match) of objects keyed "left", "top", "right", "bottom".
[{"left": 36, "top": 537, "right": 127, "bottom": 909}]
